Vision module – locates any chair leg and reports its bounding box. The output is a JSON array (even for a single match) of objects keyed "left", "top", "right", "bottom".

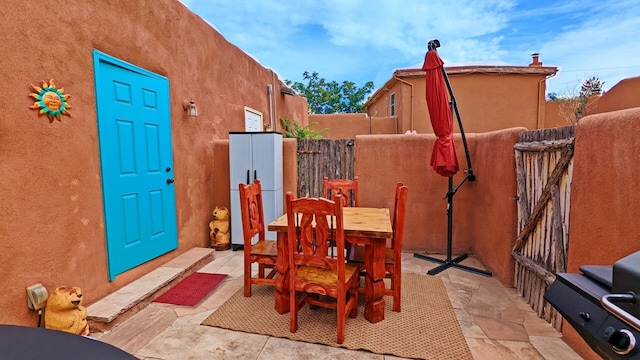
[
  {"left": 244, "top": 260, "right": 251, "bottom": 297},
  {"left": 337, "top": 292, "right": 345, "bottom": 344},
  {"left": 348, "top": 286, "right": 358, "bottom": 318},
  {"left": 392, "top": 270, "right": 401, "bottom": 312},
  {"left": 290, "top": 291, "right": 298, "bottom": 334},
  {"left": 258, "top": 263, "right": 265, "bottom": 278}
]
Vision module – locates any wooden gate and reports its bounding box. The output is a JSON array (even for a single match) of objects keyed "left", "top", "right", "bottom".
[
  {"left": 297, "top": 139, "right": 356, "bottom": 198},
  {"left": 513, "top": 125, "right": 575, "bottom": 331}
]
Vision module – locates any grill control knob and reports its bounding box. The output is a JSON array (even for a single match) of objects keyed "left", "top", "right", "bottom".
[
  {"left": 608, "top": 329, "right": 636, "bottom": 355},
  {"left": 579, "top": 312, "right": 590, "bottom": 321}
]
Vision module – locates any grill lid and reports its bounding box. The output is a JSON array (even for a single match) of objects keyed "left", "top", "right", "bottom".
[{"left": 612, "top": 251, "right": 640, "bottom": 319}]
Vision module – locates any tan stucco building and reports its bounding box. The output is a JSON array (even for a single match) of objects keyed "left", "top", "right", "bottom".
[{"left": 364, "top": 54, "right": 558, "bottom": 134}]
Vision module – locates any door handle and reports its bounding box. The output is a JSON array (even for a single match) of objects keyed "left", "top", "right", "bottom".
[
  {"left": 246, "top": 170, "right": 250, "bottom": 184},
  {"left": 254, "top": 170, "right": 257, "bottom": 181},
  {"left": 166, "top": 179, "right": 174, "bottom": 184}
]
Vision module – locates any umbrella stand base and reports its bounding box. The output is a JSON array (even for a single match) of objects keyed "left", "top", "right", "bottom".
[{"left": 413, "top": 252, "right": 493, "bottom": 277}]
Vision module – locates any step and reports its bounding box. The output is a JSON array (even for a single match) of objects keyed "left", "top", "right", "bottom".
[{"left": 87, "top": 247, "right": 214, "bottom": 332}]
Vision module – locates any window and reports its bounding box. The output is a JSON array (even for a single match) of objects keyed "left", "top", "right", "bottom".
[{"left": 390, "top": 93, "right": 396, "bottom": 116}]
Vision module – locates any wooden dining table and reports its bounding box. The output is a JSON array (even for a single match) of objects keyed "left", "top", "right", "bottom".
[{"left": 267, "top": 206, "right": 393, "bottom": 323}]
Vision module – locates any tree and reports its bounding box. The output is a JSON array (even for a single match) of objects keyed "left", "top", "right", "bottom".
[
  {"left": 286, "top": 71, "right": 374, "bottom": 114},
  {"left": 279, "top": 117, "right": 327, "bottom": 140},
  {"left": 549, "top": 76, "right": 604, "bottom": 124}
]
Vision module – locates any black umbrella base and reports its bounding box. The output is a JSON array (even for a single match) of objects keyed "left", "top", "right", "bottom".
[{"left": 413, "top": 252, "right": 493, "bottom": 277}]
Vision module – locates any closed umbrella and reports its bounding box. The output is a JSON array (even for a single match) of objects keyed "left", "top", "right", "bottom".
[
  {"left": 421, "top": 46, "right": 458, "bottom": 177},
  {"left": 413, "top": 39, "right": 491, "bottom": 277}
]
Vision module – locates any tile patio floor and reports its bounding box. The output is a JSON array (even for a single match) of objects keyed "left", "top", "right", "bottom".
[{"left": 91, "top": 250, "right": 582, "bottom": 359}]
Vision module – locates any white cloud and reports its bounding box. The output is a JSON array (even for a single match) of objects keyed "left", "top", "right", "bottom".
[{"left": 181, "top": 0, "right": 640, "bottom": 94}]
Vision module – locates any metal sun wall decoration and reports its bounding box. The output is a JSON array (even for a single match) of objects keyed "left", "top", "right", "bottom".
[{"left": 29, "top": 79, "right": 72, "bottom": 123}]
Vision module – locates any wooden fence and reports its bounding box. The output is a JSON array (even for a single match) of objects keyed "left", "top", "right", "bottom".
[
  {"left": 513, "top": 125, "right": 576, "bottom": 331},
  {"left": 297, "top": 139, "right": 356, "bottom": 198}
]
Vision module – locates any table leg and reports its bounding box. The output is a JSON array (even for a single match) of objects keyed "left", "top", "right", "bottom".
[
  {"left": 274, "top": 232, "right": 290, "bottom": 314},
  {"left": 364, "top": 239, "right": 386, "bottom": 323}
]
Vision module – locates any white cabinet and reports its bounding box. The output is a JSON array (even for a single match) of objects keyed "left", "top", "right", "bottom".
[{"left": 229, "top": 132, "right": 283, "bottom": 250}]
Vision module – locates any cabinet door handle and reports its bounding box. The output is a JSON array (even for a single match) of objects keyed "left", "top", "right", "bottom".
[
  {"left": 254, "top": 170, "right": 258, "bottom": 181},
  {"left": 246, "top": 170, "right": 250, "bottom": 184}
]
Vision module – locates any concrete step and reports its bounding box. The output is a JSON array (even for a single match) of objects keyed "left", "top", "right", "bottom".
[{"left": 86, "top": 247, "right": 215, "bottom": 332}]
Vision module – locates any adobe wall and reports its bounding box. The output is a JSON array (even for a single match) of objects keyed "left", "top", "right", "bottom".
[
  {"left": 310, "top": 113, "right": 369, "bottom": 139},
  {"left": 309, "top": 113, "right": 397, "bottom": 139},
  {"left": 353, "top": 130, "right": 522, "bottom": 284},
  {"left": 589, "top": 76, "right": 640, "bottom": 114},
  {"left": 370, "top": 116, "right": 398, "bottom": 135},
  {"left": 0, "top": 0, "right": 307, "bottom": 325},
  {"left": 561, "top": 108, "right": 640, "bottom": 359}
]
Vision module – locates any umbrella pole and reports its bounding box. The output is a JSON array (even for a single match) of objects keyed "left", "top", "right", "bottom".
[{"left": 414, "top": 46, "right": 491, "bottom": 276}]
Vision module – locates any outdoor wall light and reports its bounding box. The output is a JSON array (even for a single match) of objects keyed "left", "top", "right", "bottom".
[{"left": 182, "top": 99, "right": 198, "bottom": 117}]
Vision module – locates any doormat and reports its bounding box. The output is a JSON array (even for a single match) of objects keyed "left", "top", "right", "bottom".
[{"left": 154, "top": 273, "right": 227, "bottom": 306}]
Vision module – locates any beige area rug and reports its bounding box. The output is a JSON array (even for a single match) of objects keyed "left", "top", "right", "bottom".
[{"left": 201, "top": 273, "right": 472, "bottom": 360}]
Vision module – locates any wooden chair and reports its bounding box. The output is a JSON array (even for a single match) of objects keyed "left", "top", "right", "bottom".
[
  {"left": 285, "top": 192, "right": 361, "bottom": 344},
  {"left": 349, "top": 182, "right": 408, "bottom": 312},
  {"left": 323, "top": 176, "right": 359, "bottom": 207},
  {"left": 239, "top": 179, "right": 278, "bottom": 297},
  {"left": 324, "top": 176, "right": 359, "bottom": 256}
]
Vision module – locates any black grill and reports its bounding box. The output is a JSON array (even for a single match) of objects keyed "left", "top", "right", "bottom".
[{"left": 545, "top": 251, "right": 640, "bottom": 359}]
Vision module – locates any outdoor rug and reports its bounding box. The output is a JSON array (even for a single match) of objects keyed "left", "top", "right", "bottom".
[
  {"left": 154, "top": 272, "right": 227, "bottom": 306},
  {"left": 201, "top": 273, "right": 472, "bottom": 360}
]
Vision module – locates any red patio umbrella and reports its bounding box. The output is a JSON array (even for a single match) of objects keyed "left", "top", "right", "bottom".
[
  {"left": 413, "top": 40, "right": 490, "bottom": 277},
  {"left": 421, "top": 48, "right": 459, "bottom": 177}
]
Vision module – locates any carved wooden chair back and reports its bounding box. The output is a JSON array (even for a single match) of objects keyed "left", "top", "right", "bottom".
[
  {"left": 388, "top": 182, "right": 409, "bottom": 311},
  {"left": 239, "top": 179, "right": 278, "bottom": 297},
  {"left": 323, "top": 176, "right": 359, "bottom": 207},
  {"left": 285, "top": 192, "right": 361, "bottom": 344}
]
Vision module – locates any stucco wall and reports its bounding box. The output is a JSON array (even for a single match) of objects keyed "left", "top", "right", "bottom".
[
  {"left": 310, "top": 113, "right": 397, "bottom": 139},
  {"left": 589, "top": 76, "right": 640, "bottom": 115},
  {"left": 0, "top": 0, "right": 307, "bottom": 325},
  {"left": 470, "top": 128, "right": 524, "bottom": 285},
  {"left": 560, "top": 108, "right": 640, "bottom": 359},
  {"left": 353, "top": 130, "right": 521, "bottom": 285}
]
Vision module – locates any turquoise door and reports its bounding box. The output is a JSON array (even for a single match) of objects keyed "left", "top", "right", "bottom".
[{"left": 93, "top": 50, "right": 178, "bottom": 280}]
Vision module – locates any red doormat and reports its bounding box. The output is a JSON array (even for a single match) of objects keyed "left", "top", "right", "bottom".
[{"left": 154, "top": 272, "right": 227, "bottom": 306}]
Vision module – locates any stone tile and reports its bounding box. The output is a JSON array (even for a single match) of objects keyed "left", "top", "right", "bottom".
[
  {"left": 496, "top": 340, "right": 544, "bottom": 359},
  {"left": 466, "top": 338, "right": 536, "bottom": 360},
  {"left": 522, "top": 312, "right": 562, "bottom": 337},
  {"left": 198, "top": 250, "right": 236, "bottom": 273},
  {"left": 172, "top": 303, "right": 209, "bottom": 318},
  {"left": 215, "top": 253, "right": 245, "bottom": 278},
  {"left": 503, "top": 287, "right": 536, "bottom": 311},
  {"left": 98, "top": 306, "right": 177, "bottom": 355},
  {"left": 465, "top": 283, "right": 520, "bottom": 319},
  {"left": 447, "top": 270, "right": 488, "bottom": 290},
  {"left": 472, "top": 316, "right": 529, "bottom": 342},
  {"left": 442, "top": 277, "right": 474, "bottom": 309},
  {"left": 162, "top": 247, "right": 214, "bottom": 269},
  {"left": 529, "top": 335, "right": 583, "bottom": 359},
  {"left": 87, "top": 266, "right": 183, "bottom": 322},
  {"left": 136, "top": 322, "right": 268, "bottom": 359},
  {"left": 200, "top": 278, "right": 244, "bottom": 309},
  {"left": 455, "top": 309, "right": 488, "bottom": 338},
  {"left": 499, "top": 307, "right": 527, "bottom": 325},
  {"left": 258, "top": 337, "right": 384, "bottom": 359}
]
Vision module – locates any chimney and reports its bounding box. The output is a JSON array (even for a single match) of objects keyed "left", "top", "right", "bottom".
[{"left": 529, "top": 53, "right": 542, "bottom": 67}]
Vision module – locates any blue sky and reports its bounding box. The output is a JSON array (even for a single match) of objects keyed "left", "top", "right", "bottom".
[{"left": 179, "top": 0, "right": 640, "bottom": 97}]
